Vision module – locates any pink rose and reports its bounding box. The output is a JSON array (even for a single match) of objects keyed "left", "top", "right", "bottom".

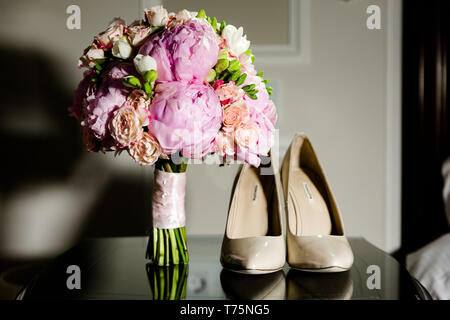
[
  {"left": 128, "top": 132, "right": 162, "bottom": 165},
  {"left": 222, "top": 101, "right": 249, "bottom": 131},
  {"left": 216, "top": 130, "right": 235, "bottom": 157},
  {"left": 215, "top": 81, "right": 244, "bottom": 104},
  {"left": 139, "top": 19, "right": 218, "bottom": 82},
  {"left": 78, "top": 43, "right": 105, "bottom": 69},
  {"left": 126, "top": 89, "right": 151, "bottom": 126},
  {"left": 95, "top": 19, "right": 125, "bottom": 49},
  {"left": 149, "top": 81, "right": 222, "bottom": 158},
  {"left": 109, "top": 105, "right": 144, "bottom": 147}
]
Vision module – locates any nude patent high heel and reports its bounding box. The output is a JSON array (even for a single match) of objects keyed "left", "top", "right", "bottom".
[
  {"left": 220, "top": 153, "right": 285, "bottom": 274},
  {"left": 281, "top": 133, "right": 354, "bottom": 272}
]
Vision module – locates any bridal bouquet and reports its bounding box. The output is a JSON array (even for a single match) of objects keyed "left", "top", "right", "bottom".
[{"left": 70, "top": 6, "right": 277, "bottom": 266}]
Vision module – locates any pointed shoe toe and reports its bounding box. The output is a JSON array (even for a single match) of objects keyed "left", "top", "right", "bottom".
[
  {"left": 287, "top": 234, "right": 353, "bottom": 272},
  {"left": 281, "top": 133, "right": 354, "bottom": 272}
]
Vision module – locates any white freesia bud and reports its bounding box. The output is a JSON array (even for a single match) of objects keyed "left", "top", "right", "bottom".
[
  {"left": 112, "top": 39, "right": 132, "bottom": 59},
  {"left": 222, "top": 24, "right": 251, "bottom": 56},
  {"left": 145, "top": 5, "right": 169, "bottom": 27},
  {"left": 134, "top": 54, "right": 157, "bottom": 75}
]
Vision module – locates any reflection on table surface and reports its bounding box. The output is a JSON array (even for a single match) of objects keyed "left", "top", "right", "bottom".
[{"left": 22, "top": 236, "right": 422, "bottom": 300}]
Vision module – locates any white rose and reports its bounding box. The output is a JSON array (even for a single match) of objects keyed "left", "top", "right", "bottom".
[
  {"left": 222, "top": 25, "right": 251, "bottom": 56},
  {"left": 145, "top": 5, "right": 169, "bottom": 27},
  {"left": 133, "top": 54, "right": 157, "bottom": 75},
  {"left": 112, "top": 39, "right": 132, "bottom": 59}
]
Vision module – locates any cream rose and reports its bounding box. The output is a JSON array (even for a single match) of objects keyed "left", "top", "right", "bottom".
[
  {"left": 235, "top": 122, "right": 259, "bottom": 149},
  {"left": 95, "top": 21, "right": 125, "bottom": 48},
  {"left": 128, "top": 132, "right": 162, "bottom": 165},
  {"left": 109, "top": 105, "right": 143, "bottom": 146},
  {"left": 127, "top": 22, "right": 152, "bottom": 47},
  {"left": 145, "top": 5, "right": 169, "bottom": 27},
  {"left": 222, "top": 24, "right": 251, "bottom": 56},
  {"left": 112, "top": 38, "right": 132, "bottom": 59}
]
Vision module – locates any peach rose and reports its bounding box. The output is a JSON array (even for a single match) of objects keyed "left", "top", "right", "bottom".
[
  {"left": 215, "top": 82, "right": 244, "bottom": 103},
  {"left": 109, "top": 105, "right": 143, "bottom": 146},
  {"left": 95, "top": 19, "right": 125, "bottom": 48},
  {"left": 128, "top": 132, "right": 162, "bottom": 165},
  {"left": 126, "top": 89, "right": 150, "bottom": 126},
  {"left": 234, "top": 122, "right": 259, "bottom": 149},
  {"left": 222, "top": 102, "right": 249, "bottom": 131},
  {"left": 216, "top": 130, "right": 235, "bottom": 156}
]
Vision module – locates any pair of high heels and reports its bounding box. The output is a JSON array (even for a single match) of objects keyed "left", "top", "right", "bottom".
[{"left": 220, "top": 133, "right": 354, "bottom": 274}]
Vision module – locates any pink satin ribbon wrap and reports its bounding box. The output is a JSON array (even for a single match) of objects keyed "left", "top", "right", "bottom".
[{"left": 152, "top": 170, "right": 187, "bottom": 229}]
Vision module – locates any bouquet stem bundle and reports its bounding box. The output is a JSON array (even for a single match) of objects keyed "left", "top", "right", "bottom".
[
  {"left": 146, "top": 263, "right": 188, "bottom": 300},
  {"left": 146, "top": 157, "right": 188, "bottom": 266}
]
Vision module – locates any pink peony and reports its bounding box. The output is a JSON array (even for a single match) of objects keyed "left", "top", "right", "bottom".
[
  {"left": 70, "top": 72, "right": 95, "bottom": 121},
  {"left": 149, "top": 81, "right": 222, "bottom": 158},
  {"left": 239, "top": 74, "right": 270, "bottom": 113},
  {"left": 139, "top": 19, "right": 219, "bottom": 82},
  {"left": 85, "top": 63, "right": 138, "bottom": 140},
  {"left": 238, "top": 53, "right": 256, "bottom": 76}
]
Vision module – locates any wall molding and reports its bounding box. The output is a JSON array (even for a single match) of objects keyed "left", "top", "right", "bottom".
[
  {"left": 385, "top": 0, "right": 402, "bottom": 253},
  {"left": 140, "top": 0, "right": 311, "bottom": 65}
]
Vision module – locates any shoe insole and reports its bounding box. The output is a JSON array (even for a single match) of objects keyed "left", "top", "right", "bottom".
[
  {"left": 228, "top": 168, "right": 272, "bottom": 239},
  {"left": 287, "top": 167, "right": 332, "bottom": 236}
]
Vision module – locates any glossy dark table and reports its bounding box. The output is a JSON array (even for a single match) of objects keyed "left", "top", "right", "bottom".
[{"left": 20, "top": 236, "right": 430, "bottom": 300}]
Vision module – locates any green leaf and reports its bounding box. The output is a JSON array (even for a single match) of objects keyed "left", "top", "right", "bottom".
[
  {"left": 229, "top": 70, "right": 241, "bottom": 82},
  {"left": 212, "top": 17, "right": 217, "bottom": 32},
  {"left": 220, "top": 20, "right": 226, "bottom": 33},
  {"left": 235, "top": 73, "right": 247, "bottom": 86},
  {"left": 262, "top": 79, "right": 269, "bottom": 84},
  {"left": 251, "top": 56, "right": 255, "bottom": 64},
  {"left": 242, "top": 84, "right": 255, "bottom": 92},
  {"left": 91, "top": 77, "right": 98, "bottom": 83},
  {"left": 242, "top": 49, "right": 252, "bottom": 57},
  {"left": 196, "top": 9, "right": 206, "bottom": 19},
  {"left": 219, "top": 71, "right": 230, "bottom": 81},
  {"left": 227, "top": 59, "right": 240, "bottom": 72},
  {"left": 95, "top": 64, "right": 103, "bottom": 71},
  {"left": 206, "top": 16, "right": 211, "bottom": 24},
  {"left": 256, "top": 71, "right": 264, "bottom": 77}
]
